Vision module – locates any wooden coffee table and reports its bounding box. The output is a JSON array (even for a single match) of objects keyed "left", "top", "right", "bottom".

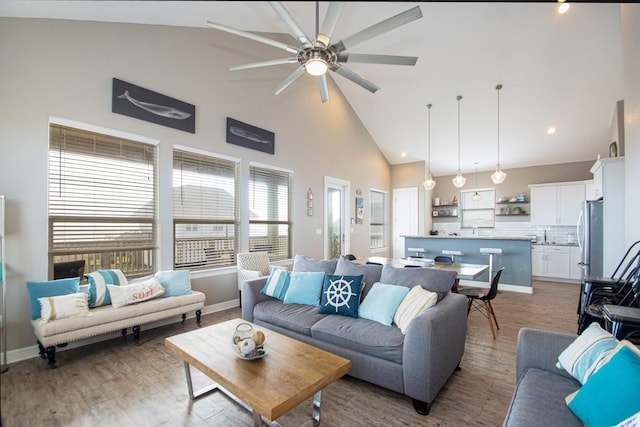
[{"left": 164, "top": 318, "right": 351, "bottom": 426}]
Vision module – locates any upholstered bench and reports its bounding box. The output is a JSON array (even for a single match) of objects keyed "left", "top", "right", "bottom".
[{"left": 27, "top": 269, "right": 205, "bottom": 368}]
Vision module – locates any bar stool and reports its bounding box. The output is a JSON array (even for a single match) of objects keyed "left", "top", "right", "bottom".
[
  {"left": 480, "top": 247, "right": 503, "bottom": 284},
  {"left": 442, "top": 250, "right": 464, "bottom": 264}
]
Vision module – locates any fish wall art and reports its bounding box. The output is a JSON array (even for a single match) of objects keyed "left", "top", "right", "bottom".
[
  {"left": 112, "top": 78, "right": 196, "bottom": 133},
  {"left": 226, "top": 117, "right": 275, "bottom": 155}
]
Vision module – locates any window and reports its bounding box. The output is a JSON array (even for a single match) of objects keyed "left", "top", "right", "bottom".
[
  {"left": 48, "top": 123, "right": 158, "bottom": 279},
  {"left": 249, "top": 164, "right": 293, "bottom": 261},
  {"left": 461, "top": 189, "right": 496, "bottom": 228},
  {"left": 173, "top": 148, "right": 239, "bottom": 270},
  {"left": 370, "top": 189, "right": 387, "bottom": 249}
]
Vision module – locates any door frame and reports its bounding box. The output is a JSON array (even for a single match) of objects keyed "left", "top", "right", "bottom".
[
  {"left": 392, "top": 186, "right": 419, "bottom": 259},
  {"left": 324, "top": 176, "right": 351, "bottom": 259}
]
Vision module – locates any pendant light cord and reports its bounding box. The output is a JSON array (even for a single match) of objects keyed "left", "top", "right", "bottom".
[
  {"left": 427, "top": 103, "right": 432, "bottom": 175},
  {"left": 496, "top": 84, "right": 502, "bottom": 164},
  {"left": 457, "top": 95, "right": 462, "bottom": 173}
]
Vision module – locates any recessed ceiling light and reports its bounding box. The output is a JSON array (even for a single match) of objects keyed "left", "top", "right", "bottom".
[
  {"left": 558, "top": 2, "right": 570, "bottom": 14},
  {"left": 401, "top": 152, "right": 407, "bottom": 158},
  {"left": 547, "top": 127, "right": 557, "bottom": 134}
]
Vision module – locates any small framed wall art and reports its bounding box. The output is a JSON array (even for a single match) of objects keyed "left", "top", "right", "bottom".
[
  {"left": 226, "top": 117, "right": 275, "bottom": 154},
  {"left": 112, "top": 78, "right": 195, "bottom": 133}
]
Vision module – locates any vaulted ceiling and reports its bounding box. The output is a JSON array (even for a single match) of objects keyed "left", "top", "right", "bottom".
[{"left": 0, "top": 1, "right": 626, "bottom": 176}]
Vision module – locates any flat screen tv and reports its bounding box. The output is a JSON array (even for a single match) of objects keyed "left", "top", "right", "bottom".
[{"left": 53, "top": 260, "right": 86, "bottom": 280}]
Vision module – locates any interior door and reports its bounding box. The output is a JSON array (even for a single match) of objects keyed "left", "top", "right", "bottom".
[
  {"left": 392, "top": 187, "right": 418, "bottom": 259},
  {"left": 324, "top": 177, "right": 350, "bottom": 259}
]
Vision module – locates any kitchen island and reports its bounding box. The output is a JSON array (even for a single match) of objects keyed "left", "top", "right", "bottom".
[{"left": 403, "top": 235, "right": 533, "bottom": 292}]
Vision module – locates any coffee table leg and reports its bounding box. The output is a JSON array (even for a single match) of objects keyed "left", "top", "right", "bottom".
[
  {"left": 183, "top": 361, "right": 218, "bottom": 400},
  {"left": 312, "top": 390, "right": 322, "bottom": 425}
]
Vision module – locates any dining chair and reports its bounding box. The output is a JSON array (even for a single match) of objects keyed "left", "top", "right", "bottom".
[{"left": 458, "top": 267, "right": 505, "bottom": 339}]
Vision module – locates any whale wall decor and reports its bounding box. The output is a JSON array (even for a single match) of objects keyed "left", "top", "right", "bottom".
[
  {"left": 226, "top": 117, "right": 275, "bottom": 155},
  {"left": 112, "top": 78, "right": 196, "bottom": 133}
]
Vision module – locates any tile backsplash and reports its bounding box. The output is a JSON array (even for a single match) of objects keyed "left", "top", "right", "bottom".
[{"left": 432, "top": 221, "right": 577, "bottom": 245}]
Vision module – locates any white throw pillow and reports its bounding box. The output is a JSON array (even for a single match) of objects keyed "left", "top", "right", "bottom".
[
  {"left": 107, "top": 277, "right": 165, "bottom": 309},
  {"left": 39, "top": 292, "right": 90, "bottom": 323},
  {"left": 393, "top": 285, "right": 438, "bottom": 334}
]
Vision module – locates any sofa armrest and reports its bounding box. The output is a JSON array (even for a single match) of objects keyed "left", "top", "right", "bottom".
[
  {"left": 516, "top": 328, "right": 576, "bottom": 382},
  {"left": 241, "top": 276, "right": 270, "bottom": 322},
  {"left": 402, "top": 292, "right": 468, "bottom": 403}
]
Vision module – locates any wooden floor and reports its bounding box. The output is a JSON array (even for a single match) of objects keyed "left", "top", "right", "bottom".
[{"left": 0, "top": 280, "right": 580, "bottom": 426}]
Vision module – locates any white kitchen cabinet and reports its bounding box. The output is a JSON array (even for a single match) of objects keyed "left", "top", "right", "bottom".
[
  {"left": 570, "top": 246, "right": 582, "bottom": 280},
  {"left": 584, "top": 180, "right": 597, "bottom": 201},
  {"left": 531, "top": 244, "right": 571, "bottom": 280},
  {"left": 530, "top": 182, "right": 585, "bottom": 226}
]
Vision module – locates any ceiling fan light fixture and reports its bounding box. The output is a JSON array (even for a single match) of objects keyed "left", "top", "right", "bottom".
[{"left": 305, "top": 57, "right": 328, "bottom": 76}]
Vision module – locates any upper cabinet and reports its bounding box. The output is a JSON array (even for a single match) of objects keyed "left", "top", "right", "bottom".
[{"left": 529, "top": 182, "right": 585, "bottom": 226}]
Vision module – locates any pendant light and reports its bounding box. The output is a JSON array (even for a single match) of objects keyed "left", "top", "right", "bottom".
[
  {"left": 491, "top": 84, "right": 508, "bottom": 184},
  {"left": 472, "top": 162, "right": 481, "bottom": 201},
  {"left": 452, "top": 95, "right": 466, "bottom": 188},
  {"left": 423, "top": 103, "right": 436, "bottom": 191}
]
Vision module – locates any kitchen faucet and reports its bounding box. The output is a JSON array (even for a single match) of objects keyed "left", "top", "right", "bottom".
[{"left": 473, "top": 225, "right": 478, "bottom": 236}]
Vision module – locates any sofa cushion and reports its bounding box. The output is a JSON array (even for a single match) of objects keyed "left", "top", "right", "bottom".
[
  {"left": 379, "top": 264, "right": 456, "bottom": 301},
  {"left": 85, "top": 269, "right": 128, "bottom": 308},
  {"left": 318, "top": 274, "right": 363, "bottom": 318},
  {"left": 253, "top": 300, "right": 327, "bottom": 336},
  {"left": 155, "top": 270, "right": 192, "bottom": 297},
  {"left": 504, "top": 367, "right": 582, "bottom": 427},
  {"left": 292, "top": 254, "right": 337, "bottom": 274},
  {"left": 283, "top": 272, "right": 325, "bottom": 306},
  {"left": 260, "top": 268, "right": 291, "bottom": 300},
  {"left": 334, "top": 255, "right": 382, "bottom": 300},
  {"left": 311, "top": 315, "right": 405, "bottom": 364}
]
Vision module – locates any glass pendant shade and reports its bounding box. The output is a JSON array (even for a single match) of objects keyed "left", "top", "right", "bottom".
[
  {"left": 452, "top": 172, "right": 466, "bottom": 188},
  {"left": 491, "top": 166, "right": 507, "bottom": 184},
  {"left": 423, "top": 174, "right": 436, "bottom": 190}
]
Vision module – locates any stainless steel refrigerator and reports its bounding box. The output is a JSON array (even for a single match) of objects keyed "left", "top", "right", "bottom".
[{"left": 577, "top": 199, "right": 604, "bottom": 277}]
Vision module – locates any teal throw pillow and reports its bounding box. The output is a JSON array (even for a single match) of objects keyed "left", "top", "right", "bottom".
[
  {"left": 85, "top": 269, "right": 128, "bottom": 308},
  {"left": 283, "top": 271, "right": 325, "bottom": 306},
  {"left": 260, "top": 268, "right": 291, "bottom": 300},
  {"left": 566, "top": 344, "right": 640, "bottom": 426},
  {"left": 358, "top": 282, "right": 410, "bottom": 326},
  {"left": 319, "top": 275, "right": 363, "bottom": 318},
  {"left": 155, "top": 270, "right": 192, "bottom": 297},
  {"left": 26, "top": 277, "right": 80, "bottom": 320}
]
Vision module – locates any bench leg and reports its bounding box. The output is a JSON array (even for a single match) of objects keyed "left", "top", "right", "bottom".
[
  {"left": 38, "top": 341, "right": 46, "bottom": 359},
  {"left": 133, "top": 325, "right": 141, "bottom": 345},
  {"left": 181, "top": 313, "right": 186, "bottom": 324},
  {"left": 196, "top": 309, "right": 202, "bottom": 327},
  {"left": 45, "top": 346, "right": 57, "bottom": 369},
  {"left": 121, "top": 328, "right": 127, "bottom": 338}
]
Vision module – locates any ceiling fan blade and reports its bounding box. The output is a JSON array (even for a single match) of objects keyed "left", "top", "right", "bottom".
[
  {"left": 206, "top": 20, "right": 301, "bottom": 55},
  {"left": 230, "top": 58, "right": 299, "bottom": 71},
  {"left": 274, "top": 66, "right": 306, "bottom": 96},
  {"left": 331, "top": 5, "right": 423, "bottom": 53},
  {"left": 337, "top": 53, "right": 418, "bottom": 66},
  {"left": 316, "top": 2, "right": 344, "bottom": 48},
  {"left": 331, "top": 64, "right": 380, "bottom": 94},
  {"left": 317, "top": 74, "right": 330, "bottom": 103},
  {"left": 269, "top": 2, "right": 313, "bottom": 48}
]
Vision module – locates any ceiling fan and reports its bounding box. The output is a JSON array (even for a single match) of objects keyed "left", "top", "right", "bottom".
[{"left": 206, "top": 2, "right": 423, "bottom": 103}]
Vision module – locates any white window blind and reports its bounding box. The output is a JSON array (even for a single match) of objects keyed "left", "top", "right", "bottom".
[
  {"left": 48, "top": 124, "right": 158, "bottom": 279},
  {"left": 173, "top": 149, "right": 239, "bottom": 270},
  {"left": 370, "top": 190, "right": 387, "bottom": 249},
  {"left": 249, "top": 165, "right": 293, "bottom": 261},
  {"left": 461, "top": 189, "right": 496, "bottom": 228}
]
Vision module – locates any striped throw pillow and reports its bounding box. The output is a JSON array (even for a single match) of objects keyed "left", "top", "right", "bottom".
[
  {"left": 556, "top": 322, "right": 619, "bottom": 384},
  {"left": 260, "top": 268, "right": 291, "bottom": 300},
  {"left": 85, "top": 269, "right": 128, "bottom": 308}
]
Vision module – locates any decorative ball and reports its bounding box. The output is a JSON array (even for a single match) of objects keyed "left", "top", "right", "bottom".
[
  {"left": 239, "top": 338, "right": 256, "bottom": 355},
  {"left": 252, "top": 330, "right": 266, "bottom": 346}
]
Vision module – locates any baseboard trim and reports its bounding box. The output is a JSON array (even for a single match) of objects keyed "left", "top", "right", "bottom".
[{"left": 4, "top": 299, "right": 240, "bottom": 366}]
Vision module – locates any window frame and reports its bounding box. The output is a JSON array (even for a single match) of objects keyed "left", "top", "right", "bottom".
[{"left": 369, "top": 188, "right": 388, "bottom": 250}]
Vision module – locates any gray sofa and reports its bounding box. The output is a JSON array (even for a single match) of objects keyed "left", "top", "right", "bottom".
[
  {"left": 241, "top": 255, "right": 468, "bottom": 415},
  {"left": 503, "top": 328, "right": 583, "bottom": 426}
]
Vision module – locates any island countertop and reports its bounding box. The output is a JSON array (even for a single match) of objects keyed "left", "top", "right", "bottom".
[
  {"left": 402, "top": 235, "right": 532, "bottom": 241},
  {"left": 403, "top": 235, "right": 533, "bottom": 290}
]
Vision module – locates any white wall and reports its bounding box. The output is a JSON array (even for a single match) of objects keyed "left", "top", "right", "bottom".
[
  {"left": 0, "top": 18, "right": 391, "bottom": 352},
  {"left": 621, "top": 5, "right": 640, "bottom": 246}
]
